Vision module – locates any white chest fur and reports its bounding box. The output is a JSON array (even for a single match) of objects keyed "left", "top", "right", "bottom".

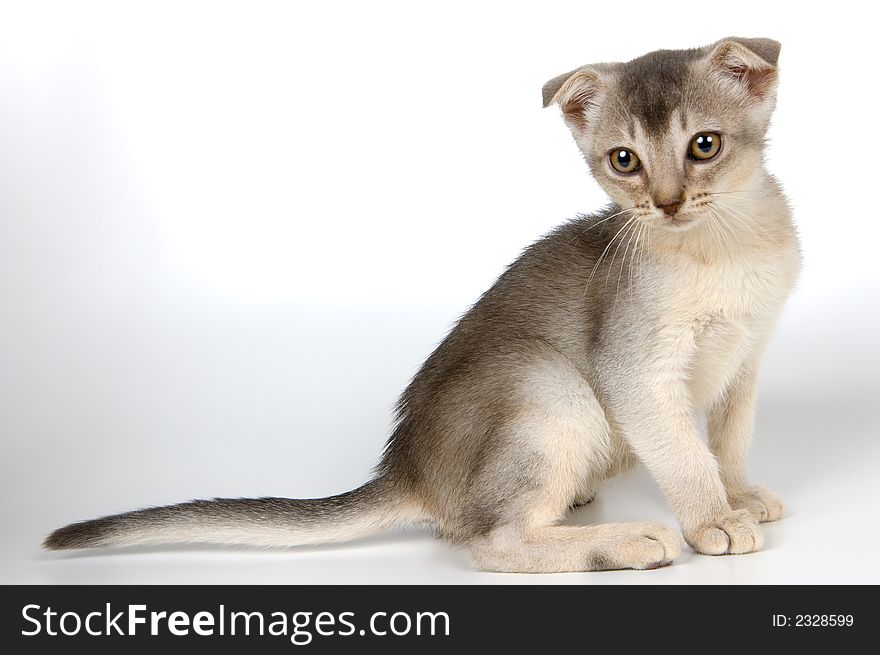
[{"left": 668, "top": 237, "right": 800, "bottom": 410}]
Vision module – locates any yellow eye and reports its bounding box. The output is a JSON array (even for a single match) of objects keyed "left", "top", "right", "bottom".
[
  {"left": 609, "top": 148, "right": 641, "bottom": 174},
  {"left": 689, "top": 132, "right": 721, "bottom": 160}
]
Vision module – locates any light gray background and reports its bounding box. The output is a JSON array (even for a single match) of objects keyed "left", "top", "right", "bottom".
[{"left": 2, "top": 0, "right": 878, "bottom": 584}]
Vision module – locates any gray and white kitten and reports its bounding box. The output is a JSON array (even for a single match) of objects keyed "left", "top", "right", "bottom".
[{"left": 46, "top": 37, "right": 801, "bottom": 572}]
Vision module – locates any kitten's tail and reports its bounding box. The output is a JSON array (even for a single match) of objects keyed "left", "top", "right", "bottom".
[{"left": 43, "top": 477, "right": 408, "bottom": 550}]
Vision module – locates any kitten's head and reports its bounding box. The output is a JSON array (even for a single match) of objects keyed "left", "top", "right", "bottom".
[{"left": 543, "top": 38, "right": 780, "bottom": 231}]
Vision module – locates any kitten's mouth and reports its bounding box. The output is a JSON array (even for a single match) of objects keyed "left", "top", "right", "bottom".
[{"left": 659, "top": 214, "right": 698, "bottom": 232}]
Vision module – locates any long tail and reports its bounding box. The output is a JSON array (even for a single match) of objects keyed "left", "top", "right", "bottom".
[{"left": 44, "top": 478, "right": 405, "bottom": 550}]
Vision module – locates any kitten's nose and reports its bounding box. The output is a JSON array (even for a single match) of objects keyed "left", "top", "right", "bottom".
[
  {"left": 657, "top": 201, "right": 681, "bottom": 215},
  {"left": 654, "top": 195, "right": 685, "bottom": 216}
]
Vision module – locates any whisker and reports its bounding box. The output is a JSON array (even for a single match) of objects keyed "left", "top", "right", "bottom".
[
  {"left": 564, "top": 206, "right": 636, "bottom": 247},
  {"left": 629, "top": 221, "right": 645, "bottom": 293},
  {"left": 711, "top": 201, "right": 761, "bottom": 242},
  {"left": 703, "top": 209, "right": 726, "bottom": 250},
  {"left": 608, "top": 216, "right": 640, "bottom": 291},
  {"left": 614, "top": 217, "right": 641, "bottom": 305},
  {"left": 711, "top": 199, "right": 762, "bottom": 225},
  {"left": 581, "top": 206, "right": 636, "bottom": 232},
  {"left": 710, "top": 206, "right": 743, "bottom": 248},
  {"left": 706, "top": 189, "right": 766, "bottom": 197},
  {"left": 582, "top": 214, "right": 639, "bottom": 303},
  {"left": 712, "top": 200, "right": 785, "bottom": 248},
  {"left": 637, "top": 221, "right": 649, "bottom": 286}
]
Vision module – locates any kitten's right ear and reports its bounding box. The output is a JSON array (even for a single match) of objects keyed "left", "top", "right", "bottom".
[
  {"left": 707, "top": 38, "right": 781, "bottom": 100},
  {"left": 541, "top": 66, "right": 604, "bottom": 131}
]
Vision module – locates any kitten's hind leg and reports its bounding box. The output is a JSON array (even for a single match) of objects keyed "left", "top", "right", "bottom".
[
  {"left": 458, "top": 345, "right": 680, "bottom": 573},
  {"left": 469, "top": 522, "right": 681, "bottom": 573},
  {"left": 569, "top": 485, "right": 598, "bottom": 509}
]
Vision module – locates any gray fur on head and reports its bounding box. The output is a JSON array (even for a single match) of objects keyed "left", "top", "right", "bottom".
[{"left": 541, "top": 37, "right": 782, "bottom": 228}]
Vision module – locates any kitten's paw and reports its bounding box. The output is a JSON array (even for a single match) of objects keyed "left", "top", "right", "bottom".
[
  {"left": 729, "top": 486, "right": 785, "bottom": 523},
  {"left": 684, "top": 510, "right": 763, "bottom": 555},
  {"left": 593, "top": 522, "right": 682, "bottom": 570}
]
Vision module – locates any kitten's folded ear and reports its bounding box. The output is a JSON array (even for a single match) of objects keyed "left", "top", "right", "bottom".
[
  {"left": 541, "top": 66, "right": 604, "bottom": 131},
  {"left": 707, "top": 37, "right": 781, "bottom": 100}
]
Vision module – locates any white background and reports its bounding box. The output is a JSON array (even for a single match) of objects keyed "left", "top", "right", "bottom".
[{"left": 1, "top": 0, "right": 878, "bottom": 584}]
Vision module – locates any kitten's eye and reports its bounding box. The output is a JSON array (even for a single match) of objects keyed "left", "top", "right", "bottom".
[
  {"left": 689, "top": 132, "right": 722, "bottom": 160},
  {"left": 609, "top": 148, "right": 641, "bottom": 174}
]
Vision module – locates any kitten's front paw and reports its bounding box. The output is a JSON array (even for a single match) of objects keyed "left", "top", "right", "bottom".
[
  {"left": 729, "top": 486, "right": 785, "bottom": 523},
  {"left": 684, "top": 509, "right": 763, "bottom": 555}
]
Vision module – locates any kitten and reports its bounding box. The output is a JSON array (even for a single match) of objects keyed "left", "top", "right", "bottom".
[{"left": 45, "top": 37, "right": 801, "bottom": 572}]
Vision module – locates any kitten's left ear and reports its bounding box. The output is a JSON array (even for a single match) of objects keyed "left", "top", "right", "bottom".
[
  {"left": 541, "top": 65, "right": 605, "bottom": 132},
  {"left": 707, "top": 37, "right": 781, "bottom": 100}
]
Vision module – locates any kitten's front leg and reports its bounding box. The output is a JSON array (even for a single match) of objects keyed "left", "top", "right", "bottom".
[
  {"left": 708, "top": 362, "right": 785, "bottom": 523},
  {"left": 608, "top": 332, "right": 762, "bottom": 555}
]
